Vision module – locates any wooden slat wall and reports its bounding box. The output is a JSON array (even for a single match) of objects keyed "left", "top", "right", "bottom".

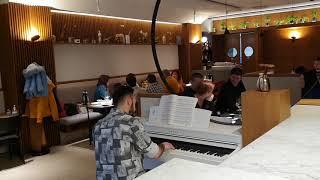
[
  {"left": 2, "top": 3, "right": 56, "bottom": 111},
  {"left": 52, "top": 13, "right": 182, "bottom": 45},
  {"left": 0, "top": 3, "right": 60, "bottom": 151}
]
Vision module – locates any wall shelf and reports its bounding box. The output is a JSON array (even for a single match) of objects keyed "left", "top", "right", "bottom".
[{"left": 53, "top": 42, "right": 178, "bottom": 46}]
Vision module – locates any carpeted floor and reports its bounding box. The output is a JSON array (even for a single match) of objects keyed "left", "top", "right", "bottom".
[{"left": 0, "top": 145, "right": 96, "bottom": 180}]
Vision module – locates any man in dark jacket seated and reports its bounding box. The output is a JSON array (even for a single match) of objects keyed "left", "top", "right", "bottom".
[
  {"left": 215, "top": 67, "right": 246, "bottom": 114},
  {"left": 304, "top": 58, "right": 320, "bottom": 99}
]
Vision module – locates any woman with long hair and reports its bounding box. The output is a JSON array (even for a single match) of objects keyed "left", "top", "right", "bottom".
[
  {"left": 171, "top": 70, "right": 185, "bottom": 94},
  {"left": 94, "top": 75, "right": 110, "bottom": 101}
]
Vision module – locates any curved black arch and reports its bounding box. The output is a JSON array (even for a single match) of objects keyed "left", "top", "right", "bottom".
[{"left": 151, "top": 0, "right": 175, "bottom": 94}]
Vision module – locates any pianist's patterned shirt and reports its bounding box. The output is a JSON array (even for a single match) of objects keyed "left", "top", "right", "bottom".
[{"left": 93, "top": 108, "right": 159, "bottom": 180}]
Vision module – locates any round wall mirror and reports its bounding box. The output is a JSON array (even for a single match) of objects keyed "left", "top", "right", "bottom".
[
  {"left": 227, "top": 48, "right": 238, "bottom": 58},
  {"left": 244, "top": 46, "right": 254, "bottom": 58}
]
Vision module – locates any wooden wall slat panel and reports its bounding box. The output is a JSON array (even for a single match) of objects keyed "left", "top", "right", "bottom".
[{"left": 0, "top": 3, "right": 60, "bottom": 152}]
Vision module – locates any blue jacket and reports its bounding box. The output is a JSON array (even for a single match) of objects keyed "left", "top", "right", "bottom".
[
  {"left": 23, "top": 63, "right": 48, "bottom": 99},
  {"left": 94, "top": 85, "right": 109, "bottom": 101}
]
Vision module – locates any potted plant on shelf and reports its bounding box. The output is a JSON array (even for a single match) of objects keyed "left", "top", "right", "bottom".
[
  {"left": 286, "top": 15, "right": 298, "bottom": 24},
  {"left": 229, "top": 24, "right": 237, "bottom": 31},
  {"left": 239, "top": 21, "right": 249, "bottom": 29},
  {"left": 274, "top": 19, "right": 285, "bottom": 26},
  {"left": 220, "top": 21, "right": 226, "bottom": 31},
  {"left": 253, "top": 22, "right": 260, "bottom": 28},
  {"left": 312, "top": 9, "right": 318, "bottom": 22},
  {"left": 264, "top": 15, "right": 271, "bottom": 27},
  {"left": 300, "top": 16, "right": 309, "bottom": 23}
]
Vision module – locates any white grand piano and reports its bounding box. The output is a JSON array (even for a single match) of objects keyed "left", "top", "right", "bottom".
[{"left": 139, "top": 94, "right": 242, "bottom": 167}]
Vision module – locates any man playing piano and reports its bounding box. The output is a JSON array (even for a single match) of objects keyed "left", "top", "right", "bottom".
[{"left": 93, "top": 85, "right": 174, "bottom": 180}]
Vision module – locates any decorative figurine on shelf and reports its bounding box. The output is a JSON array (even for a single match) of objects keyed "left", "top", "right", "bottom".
[
  {"left": 12, "top": 105, "right": 18, "bottom": 115},
  {"left": 125, "top": 31, "right": 131, "bottom": 45},
  {"left": 139, "top": 30, "right": 148, "bottom": 43},
  {"left": 6, "top": 109, "right": 11, "bottom": 115},
  {"left": 167, "top": 32, "right": 173, "bottom": 44},
  {"left": 59, "top": 24, "right": 67, "bottom": 43},
  {"left": 155, "top": 36, "right": 160, "bottom": 44},
  {"left": 98, "top": 30, "right": 102, "bottom": 44},
  {"left": 68, "top": 37, "right": 74, "bottom": 43},
  {"left": 176, "top": 36, "right": 182, "bottom": 45},
  {"left": 83, "top": 39, "right": 89, "bottom": 44},
  {"left": 103, "top": 36, "right": 113, "bottom": 44},
  {"left": 162, "top": 35, "right": 166, "bottom": 44},
  {"left": 74, "top": 38, "right": 81, "bottom": 44},
  {"left": 256, "top": 64, "right": 275, "bottom": 92},
  {"left": 115, "top": 34, "right": 125, "bottom": 44}
]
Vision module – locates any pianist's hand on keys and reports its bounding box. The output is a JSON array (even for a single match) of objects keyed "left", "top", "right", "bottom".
[{"left": 162, "top": 142, "right": 175, "bottom": 150}]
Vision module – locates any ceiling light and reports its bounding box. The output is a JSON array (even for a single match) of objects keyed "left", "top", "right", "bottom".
[{"left": 51, "top": 10, "right": 181, "bottom": 25}]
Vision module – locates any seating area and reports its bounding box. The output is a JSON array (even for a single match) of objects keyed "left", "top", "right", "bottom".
[{"left": 1, "top": 1, "right": 320, "bottom": 180}]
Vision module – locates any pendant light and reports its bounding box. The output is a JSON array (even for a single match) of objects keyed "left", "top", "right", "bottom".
[{"left": 224, "top": 0, "right": 230, "bottom": 34}]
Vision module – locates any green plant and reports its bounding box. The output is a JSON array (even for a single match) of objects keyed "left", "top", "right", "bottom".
[
  {"left": 274, "top": 19, "right": 285, "bottom": 26},
  {"left": 229, "top": 25, "right": 237, "bottom": 30},
  {"left": 300, "top": 16, "right": 309, "bottom": 23},
  {"left": 264, "top": 15, "right": 271, "bottom": 23},
  {"left": 312, "top": 9, "right": 318, "bottom": 18},
  {"left": 220, "top": 21, "right": 226, "bottom": 30},
  {"left": 239, "top": 21, "right": 249, "bottom": 29},
  {"left": 253, "top": 22, "right": 260, "bottom": 28},
  {"left": 286, "top": 15, "right": 298, "bottom": 24}
]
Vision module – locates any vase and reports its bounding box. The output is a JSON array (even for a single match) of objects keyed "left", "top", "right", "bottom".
[{"left": 256, "top": 73, "right": 270, "bottom": 92}]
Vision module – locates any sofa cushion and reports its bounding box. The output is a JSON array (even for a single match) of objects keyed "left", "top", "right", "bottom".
[{"left": 60, "top": 112, "right": 104, "bottom": 126}]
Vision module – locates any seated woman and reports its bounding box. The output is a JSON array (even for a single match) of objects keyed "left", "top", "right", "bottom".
[
  {"left": 94, "top": 75, "right": 110, "bottom": 101},
  {"left": 195, "top": 81, "right": 216, "bottom": 114},
  {"left": 171, "top": 70, "right": 185, "bottom": 94}
]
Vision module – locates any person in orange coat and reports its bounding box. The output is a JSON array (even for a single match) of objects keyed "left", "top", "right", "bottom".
[
  {"left": 25, "top": 80, "right": 59, "bottom": 153},
  {"left": 171, "top": 70, "right": 185, "bottom": 94},
  {"left": 162, "top": 69, "right": 180, "bottom": 94}
]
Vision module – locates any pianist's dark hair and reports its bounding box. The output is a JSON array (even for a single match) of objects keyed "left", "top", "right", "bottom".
[
  {"left": 112, "top": 85, "right": 134, "bottom": 106},
  {"left": 231, "top": 67, "right": 243, "bottom": 76}
]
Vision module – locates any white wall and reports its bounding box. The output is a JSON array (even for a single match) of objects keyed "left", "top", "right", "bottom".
[{"left": 54, "top": 44, "right": 179, "bottom": 82}]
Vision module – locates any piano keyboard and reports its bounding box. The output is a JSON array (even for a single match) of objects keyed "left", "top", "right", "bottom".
[{"left": 151, "top": 137, "right": 235, "bottom": 165}]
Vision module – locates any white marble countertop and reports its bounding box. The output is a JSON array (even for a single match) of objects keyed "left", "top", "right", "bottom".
[
  {"left": 136, "top": 158, "right": 288, "bottom": 180},
  {"left": 222, "top": 105, "right": 320, "bottom": 180}
]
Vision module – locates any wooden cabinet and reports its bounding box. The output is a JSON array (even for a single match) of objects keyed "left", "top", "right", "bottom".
[{"left": 241, "top": 90, "right": 291, "bottom": 147}]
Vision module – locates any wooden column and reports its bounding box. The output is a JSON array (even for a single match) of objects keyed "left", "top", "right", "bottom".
[
  {"left": 241, "top": 90, "right": 291, "bottom": 147},
  {"left": 179, "top": 23, "right": 202, "bottom": 82},
  {"left": 0, "top": 3, "right": 56, "bottom": 112},
  {"left": 0, "top": 3, "right": 59, "bottom": 152}
]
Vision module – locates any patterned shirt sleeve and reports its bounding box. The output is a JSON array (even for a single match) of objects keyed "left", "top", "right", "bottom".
[{"left": 131, "top": 117, "right": 159, "bottom": 158}]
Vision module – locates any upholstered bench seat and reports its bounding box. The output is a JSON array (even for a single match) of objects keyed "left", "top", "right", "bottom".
[{"left": 60, "top": 112, "right": 104, "bottom": 126}]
